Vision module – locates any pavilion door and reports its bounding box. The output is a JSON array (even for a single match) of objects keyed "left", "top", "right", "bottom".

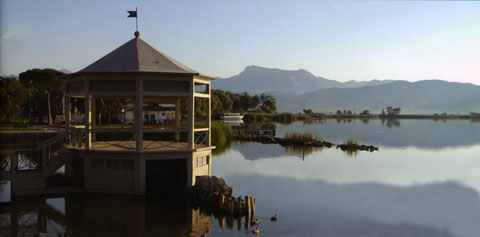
[{"left": 146, "top": 159, "right": 187, "bottom": 196}]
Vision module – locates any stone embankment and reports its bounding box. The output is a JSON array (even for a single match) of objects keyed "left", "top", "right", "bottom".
[
  {"left": 336, "top": 144, "right": 378, "bottom": 152},
  {"left": 234, "top": 135, "right": 378, "bottom": 152}
]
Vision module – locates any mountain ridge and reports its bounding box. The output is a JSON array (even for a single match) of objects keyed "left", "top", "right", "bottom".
[
  {"left": 213, "top": 65, "right": 480, "bottom": 114},
  {"left": 213, "top": 65, "right": 395, "bottom": 94}
]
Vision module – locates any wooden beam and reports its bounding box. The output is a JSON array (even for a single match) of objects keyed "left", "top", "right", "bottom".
[
  {"left": 189, "top": 80, "right": 195, "bottom": 149},
  {"left": 193, "top": 93, "right": 210, "bottom": 98},
  {"left": 136, "top": 79, "right": 144, "bottom": 151}
]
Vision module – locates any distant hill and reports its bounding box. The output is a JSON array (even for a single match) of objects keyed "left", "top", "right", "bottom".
[
  {"left": 1, "top": 74, "right": 18, "bottom": 79},
  {"left": 212, "top": 66, "right": 480, "bottom": 114},
  {"left": 342, "top": 79, "right": 396, "bottom": 88},
  {"left": 213, "top": 65, "right": 394, "bottom": 95},
  {"left": 275, "top": 80, "right": 480, "bottom": 113},
  {"left": 59, "top": 69, "right": 72, "bottom": 74}
]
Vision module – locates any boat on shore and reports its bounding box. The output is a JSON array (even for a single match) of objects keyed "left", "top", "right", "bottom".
[{"left": 221, "top": 113, "right": 244, "bottom": 122}]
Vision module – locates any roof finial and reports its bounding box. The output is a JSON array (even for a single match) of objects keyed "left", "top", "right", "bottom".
[{"left": 134, "top": 31, "right": 140, "bottom": 38}]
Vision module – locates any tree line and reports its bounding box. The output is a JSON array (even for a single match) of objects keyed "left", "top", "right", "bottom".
[
  {"left": 211, "top": 90, "right": 276, "bottom": 114},
  {"left": 1, "top": 68, "right": 278, "bottom": 125}
]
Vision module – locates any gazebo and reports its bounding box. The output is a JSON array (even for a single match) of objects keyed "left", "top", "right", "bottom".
[{"left": 63, "top": 32, "right": 216, "bottom": 194}]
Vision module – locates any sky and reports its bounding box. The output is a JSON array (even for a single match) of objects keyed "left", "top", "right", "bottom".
[{"left": 1, "top": 0, "right": 479, "bottom": 84}]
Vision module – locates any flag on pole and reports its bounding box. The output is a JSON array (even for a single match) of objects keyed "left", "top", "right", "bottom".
[
  {"left": 128, "top": 7, "right": 139, "bottom": 34},
  {"left": 127, "top": 10, "right": 137, "bottom": 18}
]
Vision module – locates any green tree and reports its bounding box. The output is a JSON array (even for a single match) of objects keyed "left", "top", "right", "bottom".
[
  {"left": 19, "top": 69, "right": 66, "bottom": 125},
  {"left": 0, "top": 77, "right": 28, "bottom": 122},
  {"left": 239, "top": 92, "right": 252, "bottom": 111},
  {"left": 260, "top": 93, "right": 277, "bottom": 113}
]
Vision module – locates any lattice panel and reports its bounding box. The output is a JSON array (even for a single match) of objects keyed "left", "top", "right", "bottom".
[
  {"left": 0, "top": 154, "right": 11, "bottom": 171},
  {"left": 194, "top": 131, "right": 208, "bottom": 146},
  {"left": 17, "top": 152, "right": 39, "bottom": 171}
]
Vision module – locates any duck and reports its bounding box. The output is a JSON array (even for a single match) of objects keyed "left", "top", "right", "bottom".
[
  {"left": 252, "top": 227, "right": 261, "bottom": 234},
  {"left": 251, "top": 218, "right": 260, "bottom": 225},
  {"left": 270, "top": 214, "right": 278, "bottom": 222}
]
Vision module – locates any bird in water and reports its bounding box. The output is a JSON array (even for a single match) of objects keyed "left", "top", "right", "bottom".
[
  {"left": 251, "top": 218, "right": 260, "bottom": 225},
  {"left": 253, "top": 227, "right": 261, "bottom": 234},
  {"left": 271, "top": 214, "right": 278, "bottom": 222}
]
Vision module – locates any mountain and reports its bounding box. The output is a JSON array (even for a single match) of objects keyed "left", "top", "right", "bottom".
[
  {"left": 275, "top": 80, "right": 480, "bottom": 113},
  {"left": 1, "top": 74, "right": 18, "bottom": 78},
  {"left": 342, "top": 79, "right": 396, "bottom": 88},
  {"left": 213, "top": 65, "right": 395, "bottom": 94},
  {"left": 213, "top": 65, "right": 342, "bottom": 94},
  {"left": 59, "top": 69, "right": 72, "bottom": 74}
]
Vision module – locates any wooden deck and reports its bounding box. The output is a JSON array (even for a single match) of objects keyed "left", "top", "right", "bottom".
[{"left": 66, "top": 140, "right": 209, "bottom": 152}]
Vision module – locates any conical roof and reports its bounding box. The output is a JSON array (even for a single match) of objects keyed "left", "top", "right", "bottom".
[{"left": 77, "top": 37, "right": 199, "bottom": 75}]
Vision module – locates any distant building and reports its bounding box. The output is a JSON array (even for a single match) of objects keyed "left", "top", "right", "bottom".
[{"left": 386, "top": 106, "right": 401, "bottom": 115}]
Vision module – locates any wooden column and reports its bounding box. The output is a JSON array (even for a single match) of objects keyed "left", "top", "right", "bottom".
[
  {"left": 175, "top": 98, "right": 180, "bottom": 141},
  {"left": 136, "top": 79, "right": 143, "bottom": 151},
  {"left": 91, "top": 96, "right": 96, "bottom": 142},
  {"left": 188, "top": 80, "right": 195, "bottom": 149},
  {"left": 207, "top": 82, "right": 211, "bottom": 146},
  {"left": 84, "top": 79, "right": 91, "bottom": 150},
  {"left": 65, "top": 95, "right": 71, "bottom": 144}
]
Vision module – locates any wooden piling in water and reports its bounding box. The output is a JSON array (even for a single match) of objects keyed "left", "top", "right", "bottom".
[
  {"left": 244, "top": 212, "right": 250, "bottom": 229},
  {"left": 229, "top": 198, "right": 235, "bottom": 214},
  {"left": 219, "top": 194, "right": 225, "bottom": 211},
  {"left": 191, "top": 185, "right": 256, "bottom": 218},
  {"left": 236, "top": 196, "right": 242, "bottom": 214},
  {"left": 227, "top": 215, "right": 233, "bottom": 229},
  {"left": 245, "top": 195, "right": 251, "bottom": 216},
  {"left": 250, "top": 197, "right": 256, "bottom": 214},
  {"left": 237, "top": 216, "right": 241, "bottom": 231}
]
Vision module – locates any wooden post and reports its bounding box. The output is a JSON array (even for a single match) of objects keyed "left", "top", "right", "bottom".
[
  {"left": 229, "top": 198, "right": 234, "bottom": 214},
  {"left": 219, "top": 216, "right": 224, "bottom": 228},
  {"left": 245, "top": 195, "right": 251, "bottom": 216},
  {"left": 236, "top": 196, "right": 242, "bottom": 214},
  {"left": 227, "top": 215, "right": 233, "bottom": 229},
  {"left": 250, "top": 197, "right": 256, "bottom": 214},
  {"left": 237, "top": 216, "right": 241, "bottom": 231},
  {"left": 220, "top": 194, "right": 225, "bottom": 211},
  {"left": 244, "top": 210, "right": 250, "bottom": 229}
]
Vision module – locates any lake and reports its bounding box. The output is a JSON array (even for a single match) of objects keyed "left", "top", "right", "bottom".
[{"left": 1, "top": 119, "right": 480, "bottom": 236}]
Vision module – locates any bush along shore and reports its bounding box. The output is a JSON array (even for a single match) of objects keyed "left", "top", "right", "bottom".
[{"left": 234, "top": 131, "right": 378, "bottom": 152}]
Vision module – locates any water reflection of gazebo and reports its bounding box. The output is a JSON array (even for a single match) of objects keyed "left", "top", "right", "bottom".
[{"left": 63, "top": 32, "right": 215, "bottom": 194}]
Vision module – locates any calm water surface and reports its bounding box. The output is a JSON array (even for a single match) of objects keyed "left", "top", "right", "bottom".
[{"left": 1, "top": 119, "right": 480, "bottom": 236}]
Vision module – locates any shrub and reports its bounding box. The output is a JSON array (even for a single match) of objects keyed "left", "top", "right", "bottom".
[{"left": 284, "top": 131, "right": 322, "bottom": 143}]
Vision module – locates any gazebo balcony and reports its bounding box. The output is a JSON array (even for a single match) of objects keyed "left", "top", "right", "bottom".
[{"left": 65, "top": 126, "right": 210, "bottom": 152}]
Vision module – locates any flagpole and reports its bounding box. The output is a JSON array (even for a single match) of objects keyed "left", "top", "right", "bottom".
[{"left": 136, "top": 7, "right": 138, "bottom": 32}]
